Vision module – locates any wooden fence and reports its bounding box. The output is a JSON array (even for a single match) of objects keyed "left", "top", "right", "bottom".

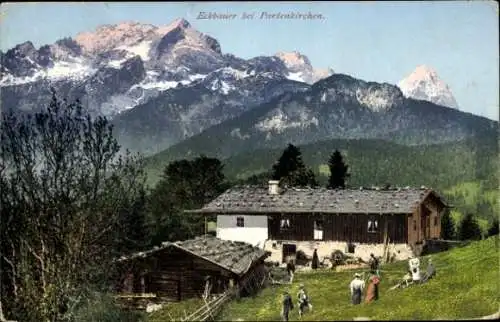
[{"left": 181, "top": 289, "right": 237, "bottom": 322}]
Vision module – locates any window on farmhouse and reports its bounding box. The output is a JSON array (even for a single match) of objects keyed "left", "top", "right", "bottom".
[
  {"left": 280, "top": 218, "right": 291, "bottom": 230},
  {"left": 367, "top": 219, "right": 378, "bottom": 233},
  {"left": 314, "top": 220, "right": 324, "bottom": 240},
  {"left": 236, "top": 216, "right": 245, "bottom": 227},
  {"left": 413, "top": 220, "right": 417, "bottom": 231},
  {"left": 434, "top": 216, "right": 438, "bottom": 226}
]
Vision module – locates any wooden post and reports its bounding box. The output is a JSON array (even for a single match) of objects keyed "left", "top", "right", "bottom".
[{"left": 382, "top": 219, "right": 389, "bottom": 264}]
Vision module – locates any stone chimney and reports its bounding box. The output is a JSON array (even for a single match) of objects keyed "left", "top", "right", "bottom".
[{"left": 268, "top": 180, "right": 280, "bottom": 195}]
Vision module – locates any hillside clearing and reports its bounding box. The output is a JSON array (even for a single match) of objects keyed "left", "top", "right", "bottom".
[{"left": 217, "top": 237, "right": 499, "bottom": 321}]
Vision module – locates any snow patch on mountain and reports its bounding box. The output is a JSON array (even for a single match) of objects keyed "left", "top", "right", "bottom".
[
  {"left": 0, "top": 57, "right": 95, "bottom": 86},
  {"left": 116, "top": 41, "right": 152, "bottom": 61},
  {"left": 398, "top": 65, "right": 459, "bottom": 109},
  {"left": 189, "top": 74, "right": 206, "bottom": 81},
  {"left": 210, "top": 79, "right": 233, "bottom": 94},
  {"left": 287, "top": 72, "right": 306, "bottom": 83},
  {"left": 230, "top": 128, "right": 250, "bottom": 140},
  {"left": 108, "top": 59, "right": 128, "bottom": 69},
  {"left": 129, "top": 71, "right": 207, "bottom": 92},
  {"left": 219, "top": 67, "right": 250, "bottom": 80}
]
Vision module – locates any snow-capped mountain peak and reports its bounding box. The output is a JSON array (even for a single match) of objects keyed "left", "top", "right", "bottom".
[
  {"left": 398, "top": 65, "right": 459, "bottom": 109},
  {"left": 275, "top": 50, "right": 334, "bottom": 84},
  {"left": 1, "top": 17, "right": 330, "bottom": 145},
  {"left": 75, "top": 21, "right": 158, "bottom": 55},
  {"left": 156, "top": 18, "right": 191, "bottom": 34},
  {"left": 275, "top": 51, "right": 312, "bottom": 70}
]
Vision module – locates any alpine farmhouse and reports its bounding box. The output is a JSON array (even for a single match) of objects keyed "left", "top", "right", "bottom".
[{"left": 185, "top": 181, "right": 450, "bottom": 263}]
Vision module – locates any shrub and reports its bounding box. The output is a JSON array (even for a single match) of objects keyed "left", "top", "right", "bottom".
[
  {"left": 458, "top": 213, "right": 482, "bottom": 241},
  {"left": 487, "top": 219, "right": 499, "bottom": 237},
  {"left": 331, "top": 249, "right": 345, "bottom": 265},
  {"left": 296, "top": 250, "right": 309, "bottom": 265}
]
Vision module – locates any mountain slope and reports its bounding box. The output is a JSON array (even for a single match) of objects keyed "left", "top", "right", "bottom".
[
  {"left": 112, "top": 75, "right": 310, "bottom": 154},
  {"left": 145, "top": 135, "right": 498, "bottom": 191},
  {"left": 148, "top": 73, "right": 498, "bottom": 161},
  {"left": 398, "top": 65, "right": 459, "bottom": 109}
]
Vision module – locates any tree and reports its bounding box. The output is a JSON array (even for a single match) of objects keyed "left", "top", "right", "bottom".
[
  {"left": 147, "top": 155, "right": 228, "bottom": 245},
  {"left": 0, "top": 90, "right": 146, "bottom": 321},
  {"left": 440, "top": 209, "right": 456, "bottom": 240},
  {"left": 272, "top": 144, "right": 317, "bottom": 187},
  {"left": 487, "top": 218, "right": 499, "bottom": 237},
  {"left": 114, "top": 186, "right": 150, "bottom": 255},
  {"left": 457, "top": 213, "right": 482, "bottom": 241},
  {"left": 327, "top": 149, "right": 350, "bottom": 189}
]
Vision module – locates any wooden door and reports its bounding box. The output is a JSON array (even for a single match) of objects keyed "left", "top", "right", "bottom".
[{"left": 421, "top": 207, "right": 431, "bottom": 240}]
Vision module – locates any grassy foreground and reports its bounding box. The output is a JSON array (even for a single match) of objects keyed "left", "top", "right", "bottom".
[{"left": 217, "top": 237, "right": 499, "bottom": 321}]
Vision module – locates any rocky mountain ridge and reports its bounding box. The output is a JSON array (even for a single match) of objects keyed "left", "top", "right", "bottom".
[
  {"left": 152, "top": 72, "right": 497, "bottom": 161},
  {"left": 1, "top": 19, "right": 333, "bottom": 117}
]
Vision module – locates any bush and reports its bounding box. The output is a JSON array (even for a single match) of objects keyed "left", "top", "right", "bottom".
[
  {"left": 331, "top": 249, "right": 346, "bottom": 265},
  {"left": 487, "top": 219, "right": 499, "bottom": 237},
  {"left": 296, "top": 250, "right": 309, "bottom": 265},
  {"left": 458, "top": 213, "right": 482, "bottom": 241}
]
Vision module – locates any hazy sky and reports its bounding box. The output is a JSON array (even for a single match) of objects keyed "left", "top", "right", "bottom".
[{"left": 1, "top": 1, "right": 498, "bottom": 120}]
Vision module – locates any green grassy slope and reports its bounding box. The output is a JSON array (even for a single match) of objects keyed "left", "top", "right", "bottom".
[{"left": 218, "top": 237, "right": 499, "bottom": 321}]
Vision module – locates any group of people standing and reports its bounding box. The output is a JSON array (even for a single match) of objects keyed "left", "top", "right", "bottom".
[
  {"left": 281, "top": 253, "right": 381, "bottom": 321},
  {"left": 349, "top": 253, "right": 381, "bottom": 305},
  {"left": 349, "top": 271, "right": 380, "bottom": 305},
  {"left": 280, "top": 251, "right": 439, "bottom": 320},
  {"left": 281, "top": 284, "right": 312, "bottom": 321}
]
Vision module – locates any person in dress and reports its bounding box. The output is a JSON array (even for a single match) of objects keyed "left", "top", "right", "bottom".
[
  {"left": 349, "top": 273, "right": 365, "bottom": 305},
  {"left": 365, "top": 273, "right": 380, "bottom": 303},
  {"left": 311, "top": 249, "right": 319, "bottom": 270}
]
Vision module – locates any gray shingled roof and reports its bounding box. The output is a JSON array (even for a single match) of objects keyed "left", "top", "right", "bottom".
[
  {"left": 116, "top": 235, "right": 269, "bottom": 276},
  {"left": 187, "top": 186, "right": 447, "bottom": 215}
]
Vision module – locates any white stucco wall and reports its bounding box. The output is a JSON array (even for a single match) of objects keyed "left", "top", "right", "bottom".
[
  {"left": 263, "top": 240, "right": 415, "bottom": 263},
  {"left": 216, "top": 215, "right": 268, "bottom": 248}
]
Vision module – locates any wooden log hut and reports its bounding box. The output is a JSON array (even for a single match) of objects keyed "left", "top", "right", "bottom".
[{"left": 114, "top": 235, "right": 270, "bottom": 302}]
